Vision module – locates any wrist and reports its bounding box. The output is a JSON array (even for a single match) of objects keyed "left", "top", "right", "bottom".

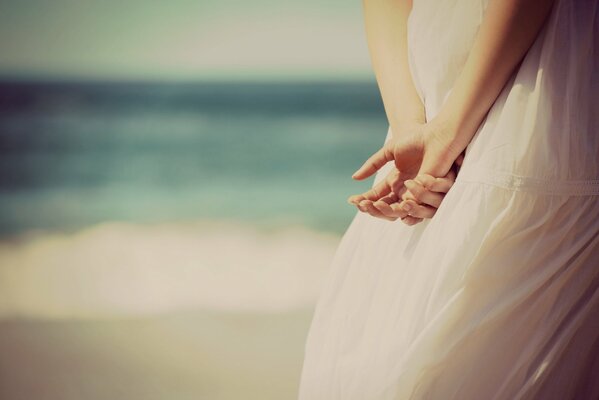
[
  {"left": 389, "top": 113, "right": 426, "bottom": 140},
  {"left": 429, "top": 105, "right": 479, "bottom": 152},
  {"left": 425, "top": 112, "right": 472, "bottom": 158}
]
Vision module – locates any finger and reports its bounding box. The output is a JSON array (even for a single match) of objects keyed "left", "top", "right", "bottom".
[
  {"left": 401, "top": 216, "right": 422, "bottom": 226},
  {"left": 349, "top": 192, "right": 372, "bottom": 207},
  {"left": 390, "top": 202, "right": 410, "bottom": 218},
  {"left": 356, "top": 201, "right": 368, "bottom": 212},
  {"left": 414, "top": 174, "right": 454, "bottom": 194},
  {"left": 348, "top": 184, "right": 391, "bottom": 207},
  {"left": 360, "top": 200, "right": 396, "bottom": 221},
  {"left": 376, "top": 192, "right": 409, "bottom": 214},
  {"left": 348, "top": 194, "right": 364, "bottom": 205},
  {"left": 372, "top": 201, "right": 401, "bottom": 220},
  {"left": 356, "top": 199, "right": 373, "bottom": 214},
  {"left": 361, "top": 179, "right": 393, "bottom": 202},
  {"left": 401, "top": 190, "right": 416, "bottom": 202},
  {"left": 348, "top": 171, "right": 396, "bottom": 205},
  {"left": 456, "top": 152, "right": 465, "bottom": 166},
  {"left": 401, "top": 199, "right": 437, "bottom": 219},
  {"left": 372, "top": 197, "right": 409, "bottom": 220},
  {"left": 404, "top": 179, "right": 445, "bottom": 208},
  {"left": 365, "top": 201, "right": 396, "bottom": 221},
  {"left": 349, "top": 194, "right": 372, "bottom": 210},
  {"left": 378, "top": 192, "right": 399, "bottom": 204},
  {"left": 352, "top": 145, "right": 393, "bottom": 180}
]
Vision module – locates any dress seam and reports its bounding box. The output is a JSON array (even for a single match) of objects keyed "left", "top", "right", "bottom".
[{"left": 455, "top": 170, "right": 599, "bottom": 196}]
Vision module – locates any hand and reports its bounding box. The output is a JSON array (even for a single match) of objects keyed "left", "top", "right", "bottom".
[
  {"left": 347, "top": 167, "right": 414, "bottom": 222},
  {"left": 347, "top": 167, "right": 459, "bottom": 225},
  {"left": 348, "top": 120, "right": 466, "bottom": 225},
  {"left": 397, "top": 169, "right": 457, "bottom": 223},
  {"left": 346, "top": 121, "right": 428, "bottom": 223},
  {"left": 352, "top": 118, "right": 465, "bottom": 182}
]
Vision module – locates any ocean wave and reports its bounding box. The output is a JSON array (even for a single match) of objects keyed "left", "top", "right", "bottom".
[{"left": 0, "top": 220, "right": 340, "bottom": 319}]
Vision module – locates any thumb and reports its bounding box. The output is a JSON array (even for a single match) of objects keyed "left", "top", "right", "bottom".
[
  {"left": 416, "top": 153, "right": 455, "bottom": 179},
  {"left": 352, "top": 144, "right": 394, "bottom": 180}
]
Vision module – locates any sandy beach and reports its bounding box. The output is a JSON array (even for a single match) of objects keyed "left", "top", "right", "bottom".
[
  {"left": 0, "top": 221, "right": 340, "bottom": 399},
  {"left": 0, "top": 308, "right": 314, "bottom": 400}
]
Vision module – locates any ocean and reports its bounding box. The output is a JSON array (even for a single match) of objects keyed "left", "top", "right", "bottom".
[
  {"left": 0, "top": 80, "right": 389, "bottom": 399},
  {"left": 0, "top": 80, "right": 388, "bottom": 237}
]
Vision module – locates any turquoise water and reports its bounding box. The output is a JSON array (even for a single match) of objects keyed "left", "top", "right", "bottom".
[{"left": 0, "top": 81, "right": 388, "bottom": 236}]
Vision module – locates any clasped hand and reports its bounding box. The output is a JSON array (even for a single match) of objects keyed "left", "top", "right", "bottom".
[{"left": 347, "top": 121, "right": 465, "bottom": 226}]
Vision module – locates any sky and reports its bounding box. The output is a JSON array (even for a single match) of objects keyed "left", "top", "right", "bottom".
[{"left": 0, "top": 0, "right": 373, "bottom": 81}]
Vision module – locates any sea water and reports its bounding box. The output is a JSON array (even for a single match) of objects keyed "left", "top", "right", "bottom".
[{"left": 0, "top": 80, "right": 387, "bottom": 237}]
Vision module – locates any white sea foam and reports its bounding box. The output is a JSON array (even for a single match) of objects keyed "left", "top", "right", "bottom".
[{"left": 0, "top": 220, "right": 340, "bottom": 319}]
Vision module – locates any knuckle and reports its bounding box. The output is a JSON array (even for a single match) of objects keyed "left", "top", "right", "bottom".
[
  {"left": 411, "top": 188, "right": 424, "bottom": 201},
  {"left": 427, "top": 193, "right": 444, "bottom": 208},
  {"left": 420, "top": 176, "right": 434, "bottom": 188},
  {"left": 408, "top": 207, "right": 422, "bottom": 218}
]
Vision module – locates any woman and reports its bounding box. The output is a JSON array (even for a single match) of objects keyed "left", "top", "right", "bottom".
[{"left": 299, "top": 0, "right": 599, "bottom": 399}]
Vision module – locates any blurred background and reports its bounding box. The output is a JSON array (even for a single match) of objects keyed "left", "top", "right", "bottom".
[{"left": 0, "top": 0, "right": 387, "bottom": 398}]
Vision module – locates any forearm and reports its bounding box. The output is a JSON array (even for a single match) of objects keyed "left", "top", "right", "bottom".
[
  {"left": 434, "top": 0, "right": 556, "bottom": 149},
  {"left": 362, "top": 0, "right": 425, "bottom": 137}
]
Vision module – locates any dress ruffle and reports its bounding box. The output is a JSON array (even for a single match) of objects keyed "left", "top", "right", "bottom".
[{"left": 299, "top": 0, "right": 599, "bottom": 398}]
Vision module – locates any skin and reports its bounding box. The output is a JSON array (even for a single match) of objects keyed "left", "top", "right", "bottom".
[
  {"left": 350, "top": 0, "right": 556, "bottom": 225},
  {"left": 360, "top": 0, "right": 425, "bottom": 136},
  {"left": 350, "top": 0, "right": 453, "bottom": 225}
]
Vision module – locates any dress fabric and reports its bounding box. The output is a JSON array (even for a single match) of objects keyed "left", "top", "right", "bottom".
[{"left": 298, "top": 0, "right": 599, "bottom": 399}]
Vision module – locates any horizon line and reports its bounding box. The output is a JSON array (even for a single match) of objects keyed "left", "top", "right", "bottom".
[{"left": 0, "top": 70, "right": 376, "bottom": 85}]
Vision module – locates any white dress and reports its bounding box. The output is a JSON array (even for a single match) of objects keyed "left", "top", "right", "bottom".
[{"left": 298, "top": 0, "right": 599, "bottom": 399}]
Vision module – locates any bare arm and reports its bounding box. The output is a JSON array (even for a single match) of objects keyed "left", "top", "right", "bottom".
[
  {"left": 351, "top": 0, "right": 558, "bottom": 225},
  {"left": 434, "top": 0, "right": 557, "bottom": 152},
  {"left": 362, "top": 0, "right": 425, "bottom": 138}
]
